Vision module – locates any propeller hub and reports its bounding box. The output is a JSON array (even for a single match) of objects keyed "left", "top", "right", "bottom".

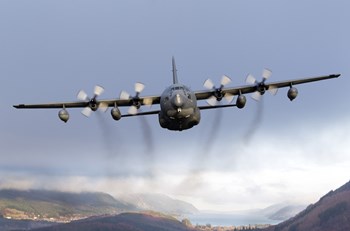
[
  {"left": 214, "top": 89, "right": 224, "bottom": 101},
  {"left": 204, "top": 75, "right": 232, "bottom": 104},
  {"left": 120, "top": 82, "right": 147, "bottom": 114},
  {"left": 77, "top": 85, "right": 106, "bottom": 116},
  {"left": 132, "top": 97, "right": 141, "bottom": 109},
  {"left": 89, "top": 99, "right": 98, "bottom": 111},
  {"left": 246, "top": 69, "right": 272, "bottom": 100},
  {"left": 257, "top": 82, "right": 267, "bottom": 95}
]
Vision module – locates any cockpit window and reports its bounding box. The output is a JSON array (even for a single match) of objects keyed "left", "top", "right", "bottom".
[
  {"left": 171, "top": 86, "right": 184, "bottom": 91},
  {"left": 170, "top": 86, "right": 190, "bottom": 98}
]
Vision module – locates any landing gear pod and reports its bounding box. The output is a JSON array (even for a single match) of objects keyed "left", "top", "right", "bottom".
[
  {"left": 58, "top": 109, "right": 69, "bottom": 123},
  {"left": 111, "top": 107, "right": 121, "bottom": 120},
  {"left": 236, "top": 95, "right": 247, "bottom": 109},
  {"left": 288, "top": 87, "right": 298, "bottom": 101}
]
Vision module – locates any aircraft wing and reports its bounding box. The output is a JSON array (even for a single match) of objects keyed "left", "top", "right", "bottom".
[
  {"left": 13, "top": 95, "right": 161, "bottom": 109},
  {"left": 194, "top": 73, "right": 341, "bottom": 100},
  {"left": 14, "top": 101, "right": 91, "bottom": 109},
  {"left": 13, "top": 74, "right": 340, "bottom": 109}
]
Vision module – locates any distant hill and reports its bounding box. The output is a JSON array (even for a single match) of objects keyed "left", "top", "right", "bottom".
[
  {"left": 0, "top": 189, "right": 198, "bottom": 223},
  {"left": 28, "top": 212, "right": 195, "bottom": 231},
  {"left": 260, "top": 203, "right": 306, "bottom": 221},
  {"left": 0, "top": 189, "right": 136, "bottom": 220},
  {"left": 118, "top": 193, "right": 199, "bottom": 215},
  {"left": 265, "top": 180, "right": 350, "bottom": 231}
]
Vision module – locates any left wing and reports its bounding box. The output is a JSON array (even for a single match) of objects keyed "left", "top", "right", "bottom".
[
  {"left": 13, "top": 94, "right": 162, "bottom": 122},
  {"left": 195, "top": 73, "right": 340, "bottom": 101},
  {"left": 13, "top": 95, "right": 161, "bottom": 109},
  {"left": 14, "top": 101, "right": 92, "bottom": 109}
]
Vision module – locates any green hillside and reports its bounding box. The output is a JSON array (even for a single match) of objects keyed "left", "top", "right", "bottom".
[
  {"left": 265, "top": 180, "right": 350, "bottom": 231},
  {"left": 0, "top": 189, "right": 135, "bottom": 220}
]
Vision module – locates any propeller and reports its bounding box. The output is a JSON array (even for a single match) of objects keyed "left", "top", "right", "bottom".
[
  {"left": 203, "top": 75, "right": 234, "bottom": 106},
  {"left": 77, "top": 85, "right": 108, "bottom": 117},
  {"left": 246, "top": 68, "right": 278, "bottom": 101},
  {"left": 243, "top": 69, "right": 277, "bottom": 143},
  {"left": 119, "top": 82, "right": 156, "bottom": 167},
  {"left": 120, "top": 82, "right": 153, "bottom": 115}
]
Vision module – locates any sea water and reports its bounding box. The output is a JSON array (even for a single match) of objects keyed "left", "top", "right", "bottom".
[{"left": 187, "top": 212, "right": 281, "bottom": 227}]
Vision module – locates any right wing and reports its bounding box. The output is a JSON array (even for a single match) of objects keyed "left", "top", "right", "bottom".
[{"left": 194, "top": 73, "right": 341, "bottom": 101}]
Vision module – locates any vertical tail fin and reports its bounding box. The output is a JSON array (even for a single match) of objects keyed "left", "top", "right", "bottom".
[{"left": 172, "top": 56, "right": 178, "bottom": 84}]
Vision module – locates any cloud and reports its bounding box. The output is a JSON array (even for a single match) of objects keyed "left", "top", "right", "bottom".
[{"left": 1, "top": 116, "right": 350, "bottom": 211}]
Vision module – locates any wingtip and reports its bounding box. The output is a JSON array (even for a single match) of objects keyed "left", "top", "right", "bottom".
[
  {"left": 13, "top": 104, "right": 25, "bottom": 109},
  {"left": 331, "top": 73, "right": 341, "bottom": 78}
]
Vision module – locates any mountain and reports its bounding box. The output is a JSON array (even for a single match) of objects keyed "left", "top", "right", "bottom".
[
  {"left": 265, "top": 180, "right": 350, "bottom": 231},
  {"left": 0, "top": 189, "right": 136, "bottom": 221},
  {"left": 118, "top": 193, "right": 199, "bottom": 215},
  {"left": 0, "top": 217, "right": 55, "bottom": 231},
  {"left": 0, "top": 189, "right": 198, "bottom": 222},
  {"left": 28, "top": 212, "right": 195, "bottom": 231},
  {"left": 260, "top": 203, "right": 306, "bottom": 221}
]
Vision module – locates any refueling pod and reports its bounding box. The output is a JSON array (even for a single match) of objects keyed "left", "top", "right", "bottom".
[
  {"left": 58, "top": 109, "right": 69, "bottom": 123},
  {"left": 111, "top": 107, "right": 121, "bottom": 120},
  {"left": 236, "top": 95, "right": 247, "bottom": 109},
  {"left": 287, "top": 87, "right": 298, "bottom": 101}
]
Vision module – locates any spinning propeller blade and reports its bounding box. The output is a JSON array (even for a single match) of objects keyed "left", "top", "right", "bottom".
[
  {"left": 98, "top": 102, "right": 109, "bottom": 112},
  {"left": 224, "top": 93, "right": 234, "bottom": 103},
  {"left": 220, "top": 75, "right": 231, "bottom": 86},
  {"left": 247, "top": 69, "right": 275, "bottom": 101},
  {"left": 120, "top": 91, "right": 130, "bottom": 100},
  {"left": 81, "top": 107, "right": 93, "bottom": 117},
  {"left": 206, "top": 96, "right": 218, "bottom": 106},
  {"left": 94, "top": 85, "right": 104, "bottom": 96},
  {"left": 246, "top": 74, "right": 257, "bottom": 85},
  {"left": 252, "top": 91, "right": 262, "bottom": 101},
  {"left": 143, "top": 97, "right": 153, "bottom": 107},
  {"left": 77, "top": 90, "right": 89, "bottom": 101},
  {"left": 128, "top": 106, "right": 138, "bottom": 115},
  {"left": 268, "top": 85, "right": 278, "bottom": 95},
  {"left": 262, "top": 68, "right": 272, "bottom": 80},
  {"left": 121, "top": 82, "right": 149, "bottom": 114},
  {"left": 135, "top": 82, "right": 145, "bottom": 93},
  {"left": 203, "top": 75, "right": 233, "bottom": 105},
  {"left": 204, "top": 79, "right": 215, "bottom": 90},
  {"left": 77, "top": 85, "right": 107, "bottom": 117}
]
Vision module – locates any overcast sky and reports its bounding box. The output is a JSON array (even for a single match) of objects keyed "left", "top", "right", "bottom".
[{"left": 1, "top": 0, "right": 350, "bottom": 211}]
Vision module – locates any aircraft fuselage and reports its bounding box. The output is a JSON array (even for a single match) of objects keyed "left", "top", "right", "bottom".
[{"left": 158, "top": 83, "right": 200, "bottom": 131}]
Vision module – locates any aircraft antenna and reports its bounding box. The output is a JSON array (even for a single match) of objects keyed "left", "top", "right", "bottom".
[{"left": 172, "top": 56, "right": 178, "bottom": 84}]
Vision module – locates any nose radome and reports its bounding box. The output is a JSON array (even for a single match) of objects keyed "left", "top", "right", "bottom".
[{"left": 173, "top": 93, "right": 184, "bottom": 107}]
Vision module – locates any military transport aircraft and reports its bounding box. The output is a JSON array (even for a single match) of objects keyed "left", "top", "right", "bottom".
[{"left": 14, "top": 57, "right": 340, "bottom": 131}]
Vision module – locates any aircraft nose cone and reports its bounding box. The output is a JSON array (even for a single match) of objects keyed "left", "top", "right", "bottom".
[{"left": 172, "top": 93, "right": 184, "bottom": 108}]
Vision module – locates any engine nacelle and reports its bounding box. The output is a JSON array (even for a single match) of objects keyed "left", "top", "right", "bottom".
[
  {"left": 58, "top": 109, "right": 69, "bottom": 123},
  {"left": 236, "top": 95, "right": 247, "bottom": 109},
  {"left": 287, "top": 87, "right": 298, "bottom": 101},
  {"left": 111, "top": 107, "right": 121, "bottom": 120}
]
